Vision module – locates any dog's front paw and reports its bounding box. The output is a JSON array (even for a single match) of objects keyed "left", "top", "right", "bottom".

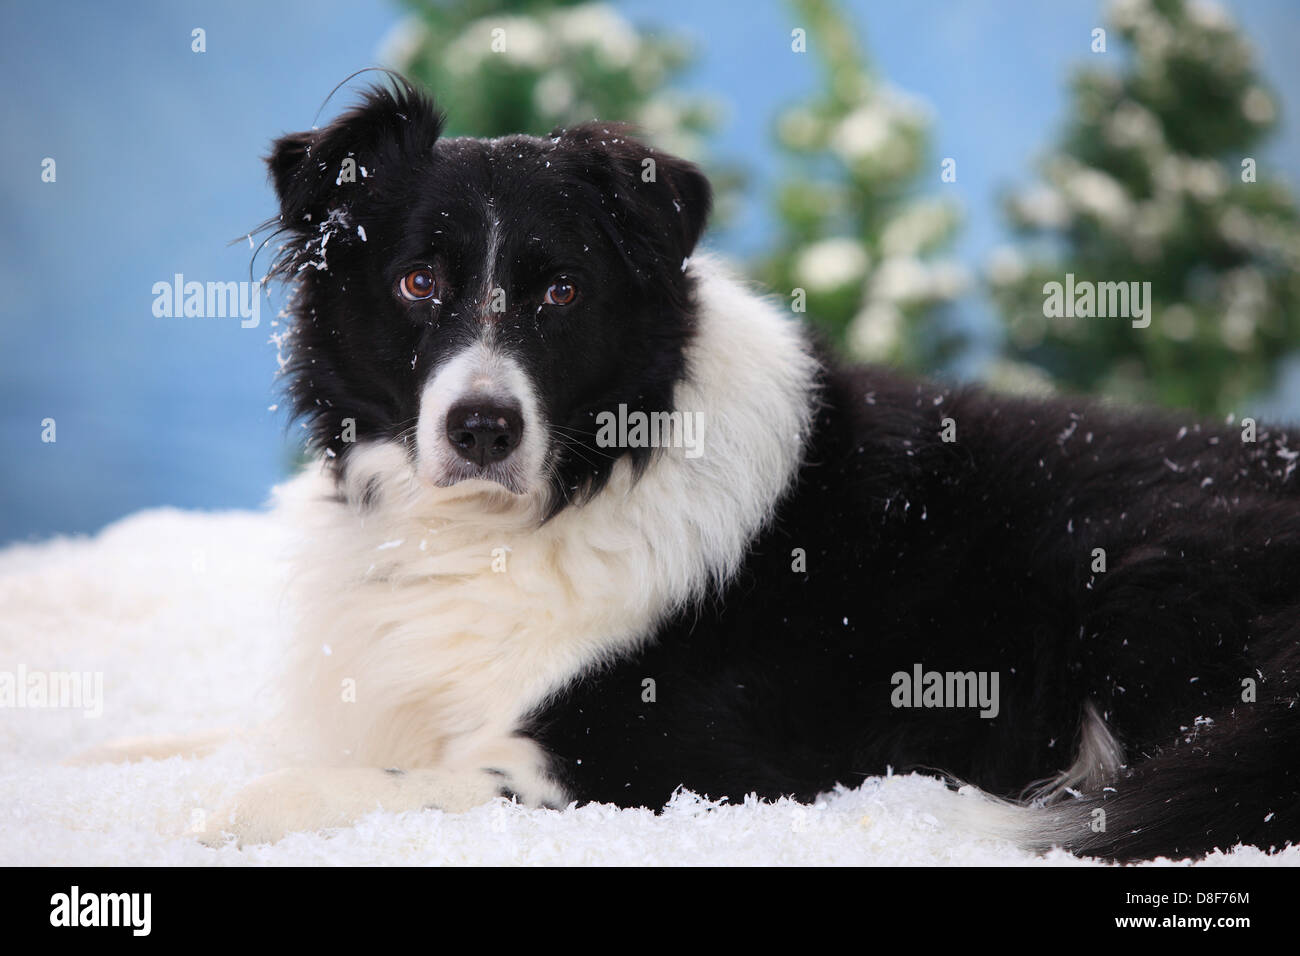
[
  {"left": 198, "top": 768, "right": 356, "bottom": 847},
  {"left": 196, "top": 766, "right": 500, "bottom": 847}
]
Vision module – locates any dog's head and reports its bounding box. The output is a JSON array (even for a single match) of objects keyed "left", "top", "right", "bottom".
[{"left": 265, "top": 80, "right": 711, "bottom": 513}]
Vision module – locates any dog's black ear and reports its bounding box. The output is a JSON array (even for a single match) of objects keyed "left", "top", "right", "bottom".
[
  {"left": 267, "top": 81, "right": 445, "bottom": 232},
  {"left": 555, "top": 123, "right": 712, "bottom": 276}
]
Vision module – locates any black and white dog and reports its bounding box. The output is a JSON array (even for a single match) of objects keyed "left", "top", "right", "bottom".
[{"left": 164, "top": 79, "right": 1299, "bottom": 859}]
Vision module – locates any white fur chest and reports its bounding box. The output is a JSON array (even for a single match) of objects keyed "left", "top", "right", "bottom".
[{"left": 277, "top": 450, "right": 667, "bottom": 781}]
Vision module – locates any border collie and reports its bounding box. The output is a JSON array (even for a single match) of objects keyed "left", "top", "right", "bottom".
[{"left": 111, "top": 79, "right": 1300, "bottom": 861}]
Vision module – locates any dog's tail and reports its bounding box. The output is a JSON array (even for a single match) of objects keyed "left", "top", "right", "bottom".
[
  {"left": 946, "top": 659, "right": 1300, "bottom": 861},
  {"left": 1035, "top": 686, "right": 1300, "bottom": 861}
]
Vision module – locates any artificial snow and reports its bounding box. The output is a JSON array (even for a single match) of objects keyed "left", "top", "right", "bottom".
[{"left": 1, "top": 506, "right": 1295, "bottom": 866}]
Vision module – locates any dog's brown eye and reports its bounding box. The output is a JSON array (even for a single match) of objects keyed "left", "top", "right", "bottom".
[
  {"left": 544, "top": 278, "right": 578, "bottom": 307},
  {"left": 399, "top": 268, "right": 437, "bottom": 301}
]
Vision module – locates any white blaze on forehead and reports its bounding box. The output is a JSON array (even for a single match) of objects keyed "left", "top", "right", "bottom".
[
  {"left": 485, "top": 215, "right": 502, "bottom": 273},
  {"left": 477, "top": 207, "right": 503, "bottom": 320}
]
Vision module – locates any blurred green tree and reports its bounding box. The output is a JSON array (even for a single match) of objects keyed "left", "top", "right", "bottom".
[
  {"left": 384, "top": 0, "right": 739, "bottom": 218},
  {"left": 988, "top": 0, "right": 1300, "bottom": 414},
  {"left": 759, "top": 0, "right": 968, "bottom": 371}
]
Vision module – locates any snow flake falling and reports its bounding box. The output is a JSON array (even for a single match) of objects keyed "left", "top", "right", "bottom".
[{"left": 296, "top": 206, "right": 352, "bottom": 274}]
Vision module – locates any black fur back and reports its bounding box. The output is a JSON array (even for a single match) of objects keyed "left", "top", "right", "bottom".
[{"left": 526, "top": 362, "right": 1300, "bottom": 860}]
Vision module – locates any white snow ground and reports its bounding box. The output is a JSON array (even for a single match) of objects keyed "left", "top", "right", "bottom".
[{"left": 1, "top": 506, "right": 1295, "bottom": 866}]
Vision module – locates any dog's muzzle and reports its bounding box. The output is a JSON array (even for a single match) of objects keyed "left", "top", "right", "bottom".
[{"left": 415, "top": 341, "right": 543, "bottom": 495}]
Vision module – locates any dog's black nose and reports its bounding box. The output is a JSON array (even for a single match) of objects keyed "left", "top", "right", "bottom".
[{"left": 445, "top": 402, "right": 523, "bottom": 467}]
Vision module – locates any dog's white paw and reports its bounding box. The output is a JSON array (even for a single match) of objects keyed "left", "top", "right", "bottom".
[
  {"left": 199, "top": 768, "right": 347, "bottom": 847},
  {"left": 196, "top": 766, "right": 500, "bottom": 847}
]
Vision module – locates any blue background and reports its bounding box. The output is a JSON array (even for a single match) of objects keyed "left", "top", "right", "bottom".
[{"left": 2, "top": 0, "right": 1298, "bottom": 544}]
